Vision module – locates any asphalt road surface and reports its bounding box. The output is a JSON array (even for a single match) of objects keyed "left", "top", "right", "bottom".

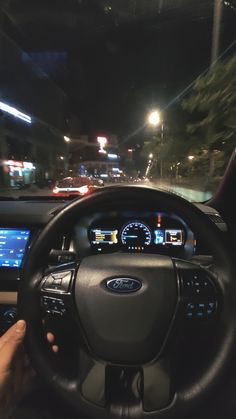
[{"left": 0, "top": 182, "right": 213, "bottom": 202}]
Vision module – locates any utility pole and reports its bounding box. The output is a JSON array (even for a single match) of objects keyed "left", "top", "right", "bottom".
[
  {"left": 208, "top": 0, "right": 223, "bottom": 178},
  {"left": 160, "top": 123, "right": 164, "bottom": 178},
  {"left": 211, "top": 0, "right": 223, "bottom": 67}
]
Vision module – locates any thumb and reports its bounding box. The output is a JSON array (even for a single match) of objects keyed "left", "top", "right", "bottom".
[{"left": 0, "top": 320, "right": 26, "bottom": 374}]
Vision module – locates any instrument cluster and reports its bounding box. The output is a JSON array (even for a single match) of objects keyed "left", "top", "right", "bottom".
[{"left": 88, "top": 211, "right": 195, "bottom": 258}]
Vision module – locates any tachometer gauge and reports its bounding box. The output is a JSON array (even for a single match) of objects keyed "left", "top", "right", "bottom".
[{"left": 121, "top": 221, "right": 152, "bottom": 250}]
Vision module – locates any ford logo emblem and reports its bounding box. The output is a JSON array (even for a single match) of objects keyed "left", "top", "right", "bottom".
[{"left": 106, "top": 278, "right": 142, "bottom": 293}]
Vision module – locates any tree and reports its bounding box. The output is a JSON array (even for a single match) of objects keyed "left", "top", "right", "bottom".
[{"left": 182, "top": 54, "right": 236, "bottom": 177}]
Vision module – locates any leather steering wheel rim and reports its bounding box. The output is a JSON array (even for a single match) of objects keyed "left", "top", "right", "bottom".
[{"left": 18, "top": 186, "right": 236, "bottom": 419}]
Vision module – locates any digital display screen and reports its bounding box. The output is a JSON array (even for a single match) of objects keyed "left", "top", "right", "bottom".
[
  {"left": 154, "top": 230, "right": 165, "bottom": 244},
  {"left": 91, "top": 229, "right": 118, "bottom": 245},
  {"left": 154, "top": 229, "right": 183, "bottom": 246},
  {"left": 165, "top": 229, "right": 183, "bottom": 245},
  {"left": 0, "top": 229, "right": 30, "bottom": 268}
]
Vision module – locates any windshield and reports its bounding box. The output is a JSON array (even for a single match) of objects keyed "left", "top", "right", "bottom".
[{"left": 0, "top": 1, "right": 235, "bottom": 202}]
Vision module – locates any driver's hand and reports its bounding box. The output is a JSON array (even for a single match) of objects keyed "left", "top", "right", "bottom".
[
  {"left": 0, "top": 320, "right": 26, "bottom": 393},
  {"left": 0, "top": 320, "right": 58, "bottom": 410}
]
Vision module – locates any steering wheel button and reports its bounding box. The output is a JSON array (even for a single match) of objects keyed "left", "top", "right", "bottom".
[
  {"left": 43, "top": 275, "right": 54, "bottom": 290},
  {"left": 42, "top": 302, "right": 49, "bottom": 309},
  {"left": 52, "top": 272, "right": 66, "bottom": 280},
  {"left": 61, "top": 272, "right": 72, "bottom": 292},
  {"left": 53, "top": 278, "right": 62, "bottom": 285}
]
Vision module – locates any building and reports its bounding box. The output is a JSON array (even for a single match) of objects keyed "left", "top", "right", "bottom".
[{"left": 67, "top": 134, "right": 122, "bottom": 180}]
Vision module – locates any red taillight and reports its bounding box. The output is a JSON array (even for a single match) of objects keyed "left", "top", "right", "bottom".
[{"left": 53, "top": 187, "right": 59, "bottom": 194}]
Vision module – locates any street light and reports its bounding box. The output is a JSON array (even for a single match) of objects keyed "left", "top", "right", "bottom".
[
  {"left": 64, "top": 136, "right": 71, "bottom": 143},
  {"left": 147, "top": 110, "right": 161, "bottom": 127},
  {"left": 149, "top": 153, "right": 153, "bottom": 159},
  {"left": 147, "top": 110, "right": 164, "bottom": 178},
  {"left": 188, "top": 155, "right": 195, "bottom": 161}
]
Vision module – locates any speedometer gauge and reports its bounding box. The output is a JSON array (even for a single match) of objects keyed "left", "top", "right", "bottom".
[{"left": 121, "top": 221, "right": 152, "bottom": 250}]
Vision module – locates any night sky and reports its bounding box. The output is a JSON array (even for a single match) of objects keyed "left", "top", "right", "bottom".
[{"left": 1, "top": 0, "right": 236, "bottom": 143}]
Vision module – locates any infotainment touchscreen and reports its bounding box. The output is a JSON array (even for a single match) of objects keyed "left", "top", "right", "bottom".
[{"left": 0, "top": 229, "right": 30, "bottom": 268}]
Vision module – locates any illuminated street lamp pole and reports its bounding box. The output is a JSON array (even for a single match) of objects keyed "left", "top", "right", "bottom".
[
  {"left": 147, "top": 110, "right": 164, "bottom": 178},
  {"left": 63, "top": 136, "right": 72, "bottom": 175}
]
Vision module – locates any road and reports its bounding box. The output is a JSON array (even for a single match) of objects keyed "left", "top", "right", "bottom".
[{"left": 0, "top": 182, "right": 213, "bottom": 202}]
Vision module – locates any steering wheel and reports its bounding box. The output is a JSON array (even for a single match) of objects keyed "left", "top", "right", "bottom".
[{"left": 18, "top": 186, "right": 236, "bottom": 419}]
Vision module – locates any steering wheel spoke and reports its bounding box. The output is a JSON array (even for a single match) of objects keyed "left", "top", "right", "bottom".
[{"left": 77, "top": 351, "right": 174, "bottom": 413}]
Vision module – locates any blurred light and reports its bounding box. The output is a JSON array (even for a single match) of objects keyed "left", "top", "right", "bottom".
[
  {"left": 97, "top": 136, "right": 108, "bottom": 154},
  {"left": 53, "top": 187, "right": 59, "bottom": 194},
  {"left": 128, "top": 148, "right": 133, "bottom": 153},
  {"left": 64, "top": 136, "right": 71, "bottom": 143},
  {"left": 149, "top": 153, "right": 153, "bottom": 159},
  {"left": 60, "top": 156, "right": 64, "bottom": 160},
  {"left": 112, "top": 168, "right": 119, "bottom": 172},
  {"left": 0, "top": 101, "right": 32, "bottom": 124},
  {"left": 188, "top": 155, "right": 195, "bottom": 160},
  {"left": 23, "top": 162, "right": 35, "bottom": 169},
  {"left": 5, "top": 160, "right": 23, "bottom": 167},
  {"left": 108, "top": 153, "right": 118, "bottom": 159},
  {"left": 97, "top": 136, "right": 107, "bottom": 147},
  {"left": 78, "top": 185, "right": 89, "bottom": 195},
  {"left": 100, "top": 174, "right": 108, "bottom": 178},
  {"left": 177, "top": 162, "right": 181, "bottom": 166},
  {"left": 148, "top": 110, "right": 160, "bottom": 127}
]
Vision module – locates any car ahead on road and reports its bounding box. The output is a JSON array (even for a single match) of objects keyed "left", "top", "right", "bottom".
[{"left": 52, "top": 176, "right": 103, "bottom": 197}]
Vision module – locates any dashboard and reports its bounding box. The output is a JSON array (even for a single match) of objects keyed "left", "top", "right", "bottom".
[
  {"left": 0, "top": 199, "right": 227, "bottom": 334},
  {"left": 86, "top": 211, "right": 194, "bottom": 258}
]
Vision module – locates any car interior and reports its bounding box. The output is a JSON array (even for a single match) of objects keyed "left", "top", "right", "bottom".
[{"left": 0, "top": 1, "right": 236, "bottom": 419}]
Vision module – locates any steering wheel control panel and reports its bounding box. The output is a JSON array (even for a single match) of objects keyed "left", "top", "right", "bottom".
[
  {"left": 86, "top": 211, "right": 195, "bottom": 258},
  {"left": 42, "top": 270, "right": 72, "bottom": 293},
  {"left": 180, "top": 268, "right": 217, "bottom": 320},
  {"left": 41, "top": 296, "right": 66, "bottom": 316},
  {"left": 40, "top": 269, "right": 74, "bottom": 316}
]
